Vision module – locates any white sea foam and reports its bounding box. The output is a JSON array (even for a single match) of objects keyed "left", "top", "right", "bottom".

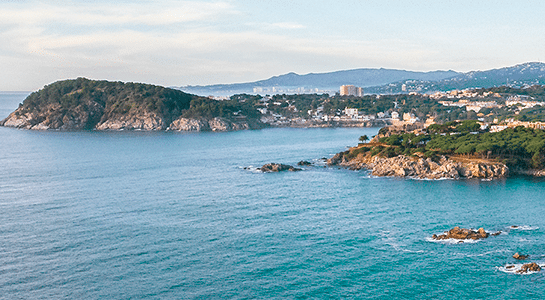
[
  {"left": 409, "top": 176, "right": 451, "bottom": 181},
  {"left": 508, "top": 225, "right": 539, "bottom": 231},
  {"left": 240, "top": 166, "right": 263, "bottom": 173},
  {"left": 425, "top": 236, "right": 481, "bottom": 244},
  {"left": 497, "top": 263, "right": 545, "bottom": 275}
]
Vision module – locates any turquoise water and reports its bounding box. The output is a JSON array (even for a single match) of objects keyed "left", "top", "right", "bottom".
[{"left": 1, "top": 93, "right": 545, "bottom": 299}]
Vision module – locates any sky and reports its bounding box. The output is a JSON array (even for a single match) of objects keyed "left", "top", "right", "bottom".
[{"left": 1, "top": 0, "right": 545, "bottom": 91}]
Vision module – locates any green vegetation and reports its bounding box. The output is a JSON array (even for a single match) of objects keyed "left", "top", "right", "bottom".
[
  {"left": 181, "top": 97, "right": 261, "bottom": 120},
  {"left": 351, "top": 120, "right": 545, "bottom": 169},
  {"left": 10, "top": 77, "right": 545, "bottom": 133},
  {"left": 21, "top": 77, "right": 194, "bottom": 116}
]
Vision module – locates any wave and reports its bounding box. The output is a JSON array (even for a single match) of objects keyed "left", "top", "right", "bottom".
[{"left": 455, "top": 249, "right": 511, "bottom": 258}]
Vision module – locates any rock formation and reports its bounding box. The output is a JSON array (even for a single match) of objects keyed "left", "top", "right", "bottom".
[
  {"left": 431, "top": 227, "right": 501, "bottom": 241},
  {"left": 328, "top": 151, "right": 509, "bottom": 180},
  {"left": 297, "top": 161, "right": 312, "bottom": 166},
  {"left": 513, "top": 253, "right": 529, "bottom": 260},
  {"left": 517, "top": 263, "right": 541, "bottom": 274},
  {"left": 168, "top": 117, "right": 252, "bottom": 132},
  {"left": 260, "top": 163, "right": 301, "bottom": 172}
]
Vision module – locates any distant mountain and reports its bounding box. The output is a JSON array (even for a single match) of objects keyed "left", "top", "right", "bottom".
[
  {"left": 367, "top": 62, "right": 545, "bottom": 94},
  {"left": 176, "top": 68, "right": 459, "bottom": 96}
]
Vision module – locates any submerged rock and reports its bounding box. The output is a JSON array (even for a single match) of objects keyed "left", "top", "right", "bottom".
[
  {"left": 517, "top": 263, "right": 541, "bottom": 274},
  {"left": 432, "top": 226, "right": 501, "bottom": 241},
  {"left": 260, "top": 163, "right": 301, "bottom": 172},
  {"left": 297, "top": 160, "right": 312, "bottom": 166}
]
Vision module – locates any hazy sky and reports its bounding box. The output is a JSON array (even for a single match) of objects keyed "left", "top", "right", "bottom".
[{"left": 1, "top": 0, "right": 545, "bottom": 91}]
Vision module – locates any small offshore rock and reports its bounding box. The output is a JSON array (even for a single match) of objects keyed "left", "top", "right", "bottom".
[
  {"left": 513, "top": 253, "right": 529, "bottom": 260},
  {"left": 432, "top": 226, "right": 498, "bottom": 241},
  {"left": 260, "top": 163, "right": 301, "bottom": 172},
  {"left": 516, "top": 263, "right": 541, "bottom": 274},
  {"left": 297, "top": 160, "right": 312, "bottom": 166}
]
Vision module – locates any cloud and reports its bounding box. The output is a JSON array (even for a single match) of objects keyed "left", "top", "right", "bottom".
[
  {"left": 268, "top": 22, "right": 306, "bottom": 30},
  {"left": 0, "top": 1, "right": 238, "bottom": 27},
  {"left": 2, "top": 0, "right": 531, "bottom": 91}
]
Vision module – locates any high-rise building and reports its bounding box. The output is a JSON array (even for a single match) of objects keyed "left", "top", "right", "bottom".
[{"left": 340, "top": 85, "right": 363, "bottom": 97}]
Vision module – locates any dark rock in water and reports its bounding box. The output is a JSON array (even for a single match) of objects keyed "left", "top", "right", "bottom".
[
  {"left": 517, "top": 263, "right": 541, "bottom": 273},
  {"left": 297, "top": 160, "right": 312, "bottom": 166},
  {"left": 506, "top": 265, "right": 515, "bottom": 269},
  {"left": 513, "top": 253, "right": 529, "bottom": 260},
  {"left": 510, "top": 225, "right": 519, "bottom": 229},
  {"left": 260, "top": 163, "right": 301, "bottom": 172},
  {"left": 432, "top": 226, "right": 500, "bottom": 241}
]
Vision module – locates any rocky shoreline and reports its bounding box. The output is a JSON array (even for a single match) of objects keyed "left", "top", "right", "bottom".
[
  {"left": 328, "top": 150, "right": 510, "bottom": 180},
  {"left": 0, "top": 108, "right": 261, "bottom": 132}
]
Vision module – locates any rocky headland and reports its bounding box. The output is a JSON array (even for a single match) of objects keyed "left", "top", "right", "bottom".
[
  {"left": 328, "top": 149, "right": 509, "bottom": 180},
  {"left": 0, "top": 78, "right": 264, "bottom": 132},
  {"left": 328, "top": 120, "right": 545, "bottom": 179}
]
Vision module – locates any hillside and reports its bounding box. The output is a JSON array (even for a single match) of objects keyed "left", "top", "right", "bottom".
[
  {"left": 368, "top": 62, "right": 545, "bottom": 94},
  {"left": 0, "top": 78, "right": 263, "bottom": 131}
]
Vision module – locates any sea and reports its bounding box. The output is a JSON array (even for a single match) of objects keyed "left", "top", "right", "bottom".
[{"left": 1, "top": 92, "right": 545, "bottom": 299}]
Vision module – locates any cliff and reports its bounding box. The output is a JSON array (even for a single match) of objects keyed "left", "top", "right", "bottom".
[
  {"left": 0, "top": 78, "right": 263, "bottom": 132},
  {"left": 328, "top": 148, "right": 509, "bottom": 179}
]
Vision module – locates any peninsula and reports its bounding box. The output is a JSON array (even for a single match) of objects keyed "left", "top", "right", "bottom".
[{"left": 328, "top": 121, "right": 545, "bottom": 179}]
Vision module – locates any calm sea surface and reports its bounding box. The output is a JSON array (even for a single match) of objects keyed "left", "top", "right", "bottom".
[{"left": 1, "top": 92, "right": 545, "bottom": 299}]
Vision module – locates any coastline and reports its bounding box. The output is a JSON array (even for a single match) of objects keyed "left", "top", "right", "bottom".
[
  {"left": 327, "top": 144, "right": 545, "bottom": 179},
  {"left": 328, "top": 146, "right": 511, "bottom": 179}
]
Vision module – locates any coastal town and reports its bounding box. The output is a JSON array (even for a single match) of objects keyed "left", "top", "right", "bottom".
[{"left": 247, "top": 84, "right": 545, "bottom": 132}]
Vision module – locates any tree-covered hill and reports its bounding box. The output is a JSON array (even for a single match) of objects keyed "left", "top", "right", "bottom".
[
  {"left": 367, "top": 121, "right": 545, "bottom": 169},
  {"left": 1, "top": 78, "right": 264, "bottom": 131}
]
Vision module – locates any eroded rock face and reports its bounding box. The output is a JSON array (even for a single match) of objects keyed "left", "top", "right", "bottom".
[
  {"left": 1, "top": 101, "right": 104, "bottom": 130},
  {"left": 328, "top": 151, "right": 509, "bottom": 180},
  {"left": 169, "top": 118, "right": 210, "bottom": 131},
  {"left": 260, "top": 163, "right": 301, "bottom": 172},
  {"left": 168, "top": 117, "right": 251, "bottom": 132},
  {"left": 96, "top": 111, "right": 166, "bottom": 130},
  {"left": 517, "top": 263, "right": 541, "bottom": 274},
  {"left": 431, "top": 226, "right": 501, "bottom": 240}
]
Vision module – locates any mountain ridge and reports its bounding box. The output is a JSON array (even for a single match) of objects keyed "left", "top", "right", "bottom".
[
  {"left": 177, "top": 68, "right": 459, "bottom": 96},
  {"left": 367, "top": 62, "right": 545, "bottom": 94},
  {"left": 177, "top": 62, "right": 545, "bottom": 96}
]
